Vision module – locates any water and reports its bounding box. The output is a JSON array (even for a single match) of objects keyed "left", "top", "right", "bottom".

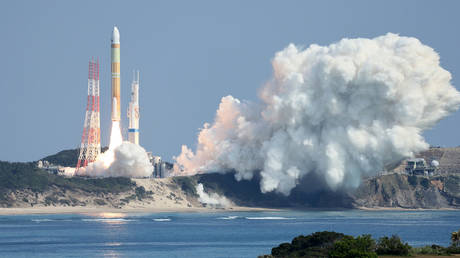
[{"left": 0, "top": 210, "right": 459, "bottom": 257}]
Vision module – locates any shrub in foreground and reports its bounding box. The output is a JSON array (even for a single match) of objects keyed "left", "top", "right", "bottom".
[
  {"left": 375, "top": 235, "right": 411, "bottom": 256},
  {"left": 329, "top": 234, "right": 377, "bottom": 258},
  {"left": 271, "top": 231, "right": 345, "bottom": 257}
]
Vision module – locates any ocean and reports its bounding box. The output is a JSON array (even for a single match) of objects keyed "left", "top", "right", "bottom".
[{"left": 0, "top": 210, "right": 459, "bottom": 257}]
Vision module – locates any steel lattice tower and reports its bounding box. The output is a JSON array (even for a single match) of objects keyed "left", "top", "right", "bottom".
[{"left": 76, "top": 58, "right": 101, "bottom": 172}]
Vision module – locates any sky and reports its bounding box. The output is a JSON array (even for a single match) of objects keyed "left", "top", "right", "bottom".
[{"left": 1, "top": 0, "right": 460, "bottom": 162}]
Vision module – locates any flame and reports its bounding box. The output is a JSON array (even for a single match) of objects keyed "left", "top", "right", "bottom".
[
  {"left": 96, "top": 121, "right": 123, "bottom": 168},
  {"left": 109, "top": 121, "right": 123, "bottom": 150}
]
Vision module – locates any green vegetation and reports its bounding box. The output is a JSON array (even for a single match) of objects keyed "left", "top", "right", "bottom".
[
  {"left": 375, "top": 235, "right": 411, "bottom": 256},
  {"left": 407, "top": 175, "right": 418, "bottom": 187},
  {"left": 41, "top": 147, "right": 108, "bottom": 167},
  {"left": 134, "top": 186, "right": 153, "bottom": 200},
  {"left": 270, "top": 231, "right": 345, "bottom": 257},
  {"left": 412, "top": 244, "right": 460, "bottom": 256},
  {"left": 262, "top": 230, "right": 460, "bottom": 257},
  {"left": 419, "top": 178, "right": 430, "bottom": 189},
  {"left": 0, "top": 161, "right": 135, "bottom": 206},
  {"left": 172, "top": 176, "right": 198, "bottom": 197},
  {"left": 452, "top": 230, "right": 460, "bottom": 247},
  {"left": 93, "top": 199, "right": 107, "bottom": 206},
  {"left": 330, "top": 235, "right": 377, "bottom": 258}
]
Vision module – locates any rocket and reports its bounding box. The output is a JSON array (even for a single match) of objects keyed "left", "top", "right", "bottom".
[
  {"left": 111, "top": 26, "right": 121, "bottom": 121},
  {"left": 128, "top": 71, "right": 140, "bottom": 145}
]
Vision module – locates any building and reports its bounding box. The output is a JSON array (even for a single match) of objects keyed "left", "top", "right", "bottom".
[
  {"left": 405, "top": 158, "right": 435, "bottom": 176},
  {"left": 37, "top": 160, "right": 66, "bottom": 176},
  {"left": 147, "top": 152, "right": 169, "bottom": 178}
]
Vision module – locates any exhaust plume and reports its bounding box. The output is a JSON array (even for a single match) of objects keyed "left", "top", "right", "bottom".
[
  {"left": 77, "top": 122, "right": 153, "bottom": 178},
  {"left": 77, "top": 141, "right": 153, "bottom": 177},
  {"left": 174, "top": 33, "right": 460, "bottom": 195}
]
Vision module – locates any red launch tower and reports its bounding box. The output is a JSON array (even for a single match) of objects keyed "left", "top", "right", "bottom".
[{"left": 76, "top": 58, "right": 101, "bottom": 172}]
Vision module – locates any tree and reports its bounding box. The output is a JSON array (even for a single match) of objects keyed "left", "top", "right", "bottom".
[
  {"left": 271, "top": 231, "right": 345, "bottom": 257},
  {"left": 376, "top": 235, "right": 411, "bottom": 256},
  {"left": 329, "top": 234, "right": 377, "bottom": 258},
  {"left": 452, "top": 230, "right": 460, "bottom": 247}
]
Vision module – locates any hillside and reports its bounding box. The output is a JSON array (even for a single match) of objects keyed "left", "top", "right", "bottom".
[
  {"left": 41, "top": 147, "right": 108, "bottom": 167},
  {"left": 418, "top": 147, "right": 460, "bottom": 174},
  {"left": 353, "top": 173, "right": 460, "bottom": 209},
  {"left": 0, "top": 161, "right": 201, "bottom": 209},
  {"left": 1, "top": 147, "right": 460, "bottom": 210}
]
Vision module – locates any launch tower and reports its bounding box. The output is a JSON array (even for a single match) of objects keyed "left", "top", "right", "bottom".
[{"left": 76, "top": 58, "right": 101, "bottom": 172}]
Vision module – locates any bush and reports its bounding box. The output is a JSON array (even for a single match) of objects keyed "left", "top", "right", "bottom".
[
  {"left": 446, "top": 246, "right": 460, "bottom": 254},
  {"left": 329, "top": 235, "right": 377, "bottom": 258},
  {"left": 420, "top": 178, "right": 430, "bottom": 189},
  {"left": 44, "top": 195, "right": 58, "bottom": 206},
  {"left": 376, "top": 235, "right": 411, "bottom": 256},
  {"left": 93, "top": 199, "right": 107, "bottom": 206},
  {"left": 452, "top": 230, "right": 460, "bottom": 247},
  {"left": 407, "top": 175, "right": 418, "bottom": 186},
  {"left": 135, "top": 186, "right": 147, "bottom": 200},
  {"left": 271, "top": 231, "right": 346, "bottom": 257},
  {"left": 173, "top": 177, "right": 198, "bottom": 196}
]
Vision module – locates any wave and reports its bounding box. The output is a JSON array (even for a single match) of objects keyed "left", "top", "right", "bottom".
[
  {"left": 217, "top": 216, "right": 239, "bottom": 220},
  {"left": 31, "top": 219, "right": 54, "bottom": 222},
  {"left": 31, "top": 219, "right": 73, "bottom": 222},
  {"left": 245, "top": 216, "right": 294, "bottom": 220},
  {"left": 82, "top": 218, "right": 137, "bottom": 222},
  {"left": 153, "top": 218, "right": 171, "bottom": 222}
]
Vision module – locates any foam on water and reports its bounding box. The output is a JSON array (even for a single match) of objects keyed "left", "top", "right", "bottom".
[
  {"left": 31, "top": 219, "right": 73, "bottom": 222},
  {"left": 82, "top": 218, "right": 137, "bottom": 222},
  {"left": 218, "top": 216, "right": 239, "bottom": 220},
  {"left": 245, "top": 216, "right": 294, "bottom": 220},
  {"left": 153, "top": 218, "right": 171, "bottom": 222},
  {"left": 31, "top": 219, "right": 54, "bottom": 222}
]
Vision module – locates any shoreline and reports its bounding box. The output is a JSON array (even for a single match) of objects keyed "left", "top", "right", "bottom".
[
  {"left": 0, "top": 206, "right": 458, "bottom": 215},
  {"left": 356, "top": 206, "right": 459, "bottom": 211},
  {"left": 0, "top": 206, "right": 278, "bottom": 215}
]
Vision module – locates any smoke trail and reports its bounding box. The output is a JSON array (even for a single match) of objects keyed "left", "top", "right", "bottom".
[{"left": 174, "top": 33, "right": 460, "bottom": 195}]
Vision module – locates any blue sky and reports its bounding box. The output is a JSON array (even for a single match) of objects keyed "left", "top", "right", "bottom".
[{"left": 1, "top": 0, "right": 460, "bottom": 162}]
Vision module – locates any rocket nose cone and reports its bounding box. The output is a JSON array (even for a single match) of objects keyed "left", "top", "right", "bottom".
[{"left": 112, "top": 26, "right": 120, "bottom": 44}]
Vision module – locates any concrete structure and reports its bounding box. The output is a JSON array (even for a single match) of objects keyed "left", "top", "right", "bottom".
[
  {"left": 127, "top": 71, "right": 140, "bottom": 145},
  {"left": 147, "top": 153, "right": 169, "bottom": 178},
  {"left": 405, "top": 158, "right": 435, "bottom": 176},
  {"left": 38, "top": 160, "right": 66, "bottom": 176},
  {"left": 111, "top": 26, "right": 121, "bottom": 122}
]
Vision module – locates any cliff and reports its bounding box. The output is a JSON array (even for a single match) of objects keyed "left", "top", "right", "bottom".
[{"left": 352, "top": 173, "right": 460, "bottom": 209}]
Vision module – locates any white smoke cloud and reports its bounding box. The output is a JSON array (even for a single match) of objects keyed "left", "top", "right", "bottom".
[
  {"left": 77, "top": 142, "right": 153, "bottom": 178},
  {"left": 174, "top": 33, "right": 460, "bottom": 195},
  {"left": 195, "top": 183, "right": 232, "bottom": 208}
]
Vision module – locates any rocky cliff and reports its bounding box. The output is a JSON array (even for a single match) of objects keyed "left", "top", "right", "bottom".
[{"left": 352, "top": 173, "right": 460, "bottom": 209}]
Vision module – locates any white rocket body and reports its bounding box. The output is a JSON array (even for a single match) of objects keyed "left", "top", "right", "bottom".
[{"left": 128, "top": 71, "right": 140, "bottom": 145}]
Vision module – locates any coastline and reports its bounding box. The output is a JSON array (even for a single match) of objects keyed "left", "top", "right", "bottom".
[
  {"left": 0, "top": 206, "right": 277, "bottom": 215},
  {"left": 0, "top": 205, "right": 458, "bottom": 215},
  {"left": 356, "top": 206, "right": 459, "bottom": 211}
]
